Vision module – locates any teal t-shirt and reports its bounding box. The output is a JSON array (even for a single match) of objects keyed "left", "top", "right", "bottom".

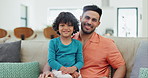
[{"left": 48, "top": 37, "right": 84, "bottom": 70}]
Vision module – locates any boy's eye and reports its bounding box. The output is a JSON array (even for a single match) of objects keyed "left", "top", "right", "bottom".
[
  {"left": 68, "top": 25, "right": 73, "bottom": 27},
  {"left": 59, "top": 24, "right": 64, "bottom": 27}
]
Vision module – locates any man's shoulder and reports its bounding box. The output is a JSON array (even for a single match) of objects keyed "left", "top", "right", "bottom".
[
  {"left": 98, "top": 34, "right": 114, "bottom": 42},
  {"left": 94, "top": 32, "right": 113, "bottom": 42}
]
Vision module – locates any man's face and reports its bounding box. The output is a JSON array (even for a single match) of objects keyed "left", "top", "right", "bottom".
[{"left": 80, "top": 11, "right": 100, "bottom": 34}]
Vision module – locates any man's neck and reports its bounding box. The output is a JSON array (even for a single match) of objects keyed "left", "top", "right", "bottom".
[{"left": 79, "top": 31, "right": 94, "bottom": 45}]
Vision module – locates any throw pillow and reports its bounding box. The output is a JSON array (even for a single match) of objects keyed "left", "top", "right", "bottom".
[
  {"left": 130, "top": 40, "right": 148, "bottom": 78},
  {"left": 0, "top": 62, "right": 40, "bottom": 78},
  {"left": 0, "top": 41, "right": 21, "bottom": 62},
  {"left": 139, "top": 68, "right": 148, "bottom": 78}
]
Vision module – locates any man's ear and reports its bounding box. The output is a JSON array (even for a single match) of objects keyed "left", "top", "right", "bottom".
[
  {"left": 80, "top": 16, "right": 82, "bottom": 22},
  {"left": 97, "top": 21, "right": 101, "bottom": 27}
]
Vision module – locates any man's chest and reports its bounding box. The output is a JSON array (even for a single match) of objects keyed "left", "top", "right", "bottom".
[{"left": 83, "top": 43, "right": 108, "bottom": 66}]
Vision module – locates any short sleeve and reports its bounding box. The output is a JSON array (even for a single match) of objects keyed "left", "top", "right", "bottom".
[{"left": 107, "top": 41, "right": 125, "bottom": 69}]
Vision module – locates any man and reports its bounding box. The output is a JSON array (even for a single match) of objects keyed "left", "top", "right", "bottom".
[{"left": 39, "top": 5, "right": 126, "bottom": 78}]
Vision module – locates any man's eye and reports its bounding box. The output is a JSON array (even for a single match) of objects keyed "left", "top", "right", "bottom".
[
  {"left": 92, "top": 19, "right": 97, "bottom": 22},
  {"left": 85, "top": 16, "right": 90, "bottom": 19}
]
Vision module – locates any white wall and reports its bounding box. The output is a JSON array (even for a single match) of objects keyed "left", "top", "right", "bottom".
[
  {"left": 0, "top": 0, "right": 147, "bottom": 37},
  {"left": 95, "top": 7, "right": 115, "bottom": 35},
  {"left": 96, "top": 0, "right": 143, "bottom": 36},
  {"left": 0, "top": 0, "right": 20, "bottom": 30},
  {"left": 142, "top": 0, "right": 148, "bottom": 37},
  {"left": 29, "top": 0, "right": 101, "bottom": 30},
  {"left": 0, "top": 0, "right": 33, "bottom": 30}
]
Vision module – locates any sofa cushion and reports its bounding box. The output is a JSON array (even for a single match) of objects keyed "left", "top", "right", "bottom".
[
  {"left": 0, "top": 62, "right": 39, "bottom": 78},
  {"left": 130, "top": 40, "right": 148, "bottom": 78},
  {"left": 139, "top": 68, "right": 148, "bottom": 78},
  {"left": 0, "top": 40, "right": 21, "bottom": 62}
]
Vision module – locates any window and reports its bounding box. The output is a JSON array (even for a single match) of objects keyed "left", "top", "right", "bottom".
[
  {"left": 21, "top": 5, "right": 28, "bottom": 27},
  {"left": 47, "top": 8, "right": 82, "bottom": 26},
  {"left": 117, "top": 8, "right": 138, "bottom": 37}
]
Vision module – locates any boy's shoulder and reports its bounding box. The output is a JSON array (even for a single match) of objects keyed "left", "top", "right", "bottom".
[
  {"left": 72, "top": 39, "right": 82, "bottom": 44},
  {"left": 50, "top": 37, "right": 60, "bottom": 43},
  {"left": 51, "top": 37, "right": 59, "bottom": 40}
]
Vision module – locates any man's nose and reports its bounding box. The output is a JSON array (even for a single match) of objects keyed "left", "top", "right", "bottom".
[
  {"left": 87, "top": 19, "right": 92, "bottom": 25},
  {"left": 87, "top": 19, "right": 92, "bottom": 26}
]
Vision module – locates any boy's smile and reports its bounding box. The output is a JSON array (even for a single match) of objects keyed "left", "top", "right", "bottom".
[{"left": 59, "top": 23, "right": 74, "bottom": 38}]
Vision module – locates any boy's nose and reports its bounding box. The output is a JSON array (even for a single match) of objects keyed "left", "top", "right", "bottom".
[{"left": 63, "top": 25, "right": 69, "bottom": 29}]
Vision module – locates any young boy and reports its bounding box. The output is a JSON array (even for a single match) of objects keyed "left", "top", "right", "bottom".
[{"left": 48, "top": 12, "right": 84, "bottom": 78}]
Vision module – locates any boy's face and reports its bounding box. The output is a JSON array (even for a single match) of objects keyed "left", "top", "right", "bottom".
[
  {"left": 58, "top": 23, "right": 74, "bottom": 38},
  {"left": 80, "top": 11, "right": 100, "bottom": 34}
]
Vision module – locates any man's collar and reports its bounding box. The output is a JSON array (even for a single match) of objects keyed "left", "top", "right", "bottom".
[
  {"left": 89, "top": 32, "right": 100, "bottom": 42},
  {"left": 73, "top": 32, "right": 100, "bottom": 43},
  {"left": 72, "top": 32, "right": 81, "bottom": 40}
]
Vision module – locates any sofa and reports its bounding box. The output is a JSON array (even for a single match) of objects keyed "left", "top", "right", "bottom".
[{"left": 0, "top": 37, "right": 148, "bottom": 78}]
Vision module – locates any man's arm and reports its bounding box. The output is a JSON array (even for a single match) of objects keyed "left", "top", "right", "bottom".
[
  {"left": 42, "top": 63, "right": 51, "bottom": 72},
  {"left": 113, "top": 65, "right": 126, "bottom": 78},
  {"left": 38, "top": 63, "right": 54, "bottom": 78}
]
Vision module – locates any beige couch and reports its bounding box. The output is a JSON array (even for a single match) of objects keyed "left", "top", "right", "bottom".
[
  {"left": 1, "top": 37, "right": 148, "bottom": 78},
  {"left": 109, "top": 37, "right": 148, "bottom": 78}
]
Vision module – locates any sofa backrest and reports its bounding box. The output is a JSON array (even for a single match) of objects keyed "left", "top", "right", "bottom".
[
  {"left": 20, "top": 37, "right": 148, "bottom": 77},
  {"left": 21, "top": 40, "right": 49, "bottom": 71},
  {"left": 108, "top": 37, "right": 148, "bottom": 78}
]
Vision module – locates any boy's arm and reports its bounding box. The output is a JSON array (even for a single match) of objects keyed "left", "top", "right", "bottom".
[
  {"left": 48, "top": 40, "right": 63, "bottom": 70},
  {"left": 73, "top": 42, "right": 84, "bottom": 70}
]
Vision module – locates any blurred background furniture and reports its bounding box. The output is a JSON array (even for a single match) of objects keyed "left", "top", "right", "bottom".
[
  {"left": 14, "top": 27, "right": 37, "bottom": 40},
  {"left": 0, "top": 28, "right": 10, "bottom": 38},
  {"left": 104, "top": 28, "right": 114, "bottom": 36},
  {"left": 43, "top": 27, "right": 59, "bottom": 39},
  {"left": 0, "top": 28, "right": 10, "bottom": 42}
]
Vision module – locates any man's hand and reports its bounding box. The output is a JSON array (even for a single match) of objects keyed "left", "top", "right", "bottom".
[
  {"left": 70, "top": 71, "right": 80, "bottom": 78},
  {"left": 38, "top": 71, "right": 54, "bottom": 78}
]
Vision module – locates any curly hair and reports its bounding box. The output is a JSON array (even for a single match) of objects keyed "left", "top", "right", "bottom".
[{"left": 52, "top": 12, "right": 79, "bottom": 35}]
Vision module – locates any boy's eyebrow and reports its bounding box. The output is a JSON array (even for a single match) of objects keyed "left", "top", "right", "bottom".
[{"left": 59, "top": 22, "right": 72, "bottom": 25}]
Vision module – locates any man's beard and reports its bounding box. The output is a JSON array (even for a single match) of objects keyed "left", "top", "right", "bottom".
[{"left": 81, "top": 23, "right": 95, "bottom": 34}]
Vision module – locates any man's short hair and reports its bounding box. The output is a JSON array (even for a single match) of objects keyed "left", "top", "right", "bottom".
[{"left": 83, "top": 5, "right": 102, "bottom": 17}]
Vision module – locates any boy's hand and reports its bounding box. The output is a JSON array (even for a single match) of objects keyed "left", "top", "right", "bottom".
[
  {"left": 64, "top": 66, "right": 77, "bottom": 74},
  {"left": 59, "top": 66, "right": 67, "bottom": 71}
]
